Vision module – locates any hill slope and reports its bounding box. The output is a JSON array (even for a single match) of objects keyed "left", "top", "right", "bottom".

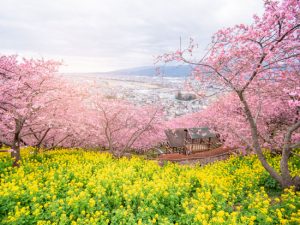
[{"left": 0, "top": 149, "right": 299, "bottom": 224}]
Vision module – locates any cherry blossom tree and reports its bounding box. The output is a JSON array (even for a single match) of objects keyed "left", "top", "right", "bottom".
[
  {"left": 0, "top": 54, "right": 167, "bottom": 164},
  {"left": 21, "top": 84, "right": 93, "bottom": 151},
  {"left": 0, "top": 55, "right": 65, "bottom": 165},
  {"left": 190, "top": 86, "right": 299, "bottom": 152},
  {"left": 0, "top": 55, "right": 94, "bottom": 164},
  {"left": 159, "top": 0, "right": 300, "bottom": 189},
  {"left": 90, "top": 95, "right": 165, "bottom": 157}
]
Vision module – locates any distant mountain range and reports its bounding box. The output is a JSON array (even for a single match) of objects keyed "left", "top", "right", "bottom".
[
  {"left": 62, "top": 66, "right": 192, "bottom": 77},
  {"left": 62, "top": 65, "right": 194, "bottom": 77},
  {"left": 102, "top": 65, "right": 193, "bottom": 77}
]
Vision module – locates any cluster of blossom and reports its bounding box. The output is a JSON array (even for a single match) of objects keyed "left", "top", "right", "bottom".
[{"left": 0, "top": 55, "right": 165, "bottom": 163}]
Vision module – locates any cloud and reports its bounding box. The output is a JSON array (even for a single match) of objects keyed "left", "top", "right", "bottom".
[{"left": 0, "top": 0, "right": 264, "bottom": 72}]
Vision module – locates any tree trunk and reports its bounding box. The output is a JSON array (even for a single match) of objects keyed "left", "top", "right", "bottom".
[
  {"left": 239, "top": 92, "right": 300, "bottom": 190},
  {"left": 280, "top": 146, "right": 293, "bottom": 188},
  {"left": 33, "top": 146, "right": 40, "bottom": 155},
  {"left": 237, "top": 92, "right": 286, "bottom": 186},
  {"left": 11, "top": 119, "right": 23, "bottom": 167},
  {"left": 11, "top": 145, "right": 21, "bottom": 167},
  {"left": 111, "top": 149, "right": 122, "bottom": 158},
  {"left": 281, "top": 120, "right": 300, "bottom": 189}
]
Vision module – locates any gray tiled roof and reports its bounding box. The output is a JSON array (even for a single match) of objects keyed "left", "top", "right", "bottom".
[{"left": 165, "top": 127, "right": 216, "bottom": 147}]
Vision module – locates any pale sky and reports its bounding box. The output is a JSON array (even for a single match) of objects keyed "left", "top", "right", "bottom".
[{"left": 0, "top": 0, "right": 264, "bottom": 72}]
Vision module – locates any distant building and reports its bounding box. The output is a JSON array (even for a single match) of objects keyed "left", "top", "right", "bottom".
[{"left": 175, "top": 91, "right": 197, "bottom": 101}]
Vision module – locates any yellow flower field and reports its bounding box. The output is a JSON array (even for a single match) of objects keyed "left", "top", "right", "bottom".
[{"left": 0, "top": 149, "right": 299, "bottom": 225}]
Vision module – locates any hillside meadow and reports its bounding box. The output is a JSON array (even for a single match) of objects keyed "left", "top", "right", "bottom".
[{"left": 0, "top": 149, "right": 299, "bottom": 225}]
